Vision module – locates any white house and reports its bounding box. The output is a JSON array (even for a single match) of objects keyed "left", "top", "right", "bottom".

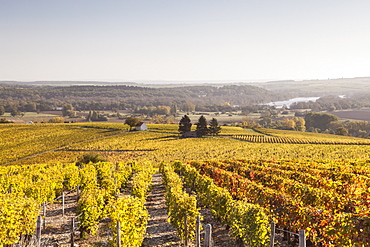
[{"left": 135, "top": 122, "right": 148, "bottom": 131}]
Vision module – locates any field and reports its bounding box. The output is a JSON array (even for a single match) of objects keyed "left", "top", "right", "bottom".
[
  {"left": 1, "top": 123, "right": 370, "bottom": 246},
  {"left": 328, "top": 108, "right": 370, "bottom": 121}
]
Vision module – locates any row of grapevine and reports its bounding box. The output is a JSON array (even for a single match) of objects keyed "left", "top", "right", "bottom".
[
  {"left": 0, "top": 163, "right": 79, "bottom": 201},
  {"left": 172, "top": 161, "right": 270, "bottom": 246},
  {"left": 231, "top": 159, "right": 370, "bottom": 198},
  {"left": 253, "top": 127, "right": 370, "bottom": 144},
  {"left": 0, "top": 194, "right": 39, "bottom": 245},
  {"left": 160, "top": 163, "right": 199, "bottom": 242},
  {"left": 131, "top": 161, "right": 156, "bottom": 201},
  {"left": 106, "top": 161, "right": 155, "bottom": 245},
  {"left": 233, "top": 134, "right": 370, "bottom": 145},
  {"left": 189, "top": 160, "right": 370, "bottom": 246},
  {"left": 105, "top": 195, "right": 149, "bottom": 246},
  {"left": 218, "top": 159, "right": 370, "bottom": 181},
  {"left": 196, "top": 160, "right": 369, "bottom": 214},
  {"left": 221, "top": 159, "right": 370, "bottom": 182},
  {"left": 0, "top": 161, "right": 154, "bottom": 246},
  {"left": 77, "top": 161, "right": 154, "bottom": 246},
  {"left": 251, "top": 159, "right": 370, "bottom": 184},
  {"left": 77, "top": 162, "right": 115, "bottom": 236},
  {"left": 0, "top": 163, "right": 80, "bottom": 245}
]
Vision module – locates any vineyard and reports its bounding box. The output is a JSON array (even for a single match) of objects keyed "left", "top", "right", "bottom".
[
  {"left": 232, "top": 127, "right": 370, "bottom": 145},
  {"left": 0, "top": 161, "right": 154, "bottom": 246},
  {"left": 0, "top": 123, "right": 129, "bottom": 165},
  {"left": 1, "top": 123, "right": 370, "bottom": 246},
  {"left": 186, "top": 160, "right": 370, "bottom": 246},
  {"left": 232, "top": 134, "right": 370, "bottom": 144}
]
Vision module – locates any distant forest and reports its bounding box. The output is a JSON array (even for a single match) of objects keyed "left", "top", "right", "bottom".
[
  {"left": 2, "top": 83, "right": 370, "bottom": 117},
  {"left": 0, "top": 84, "right": 284, "bottom": 113},
  {"left": 289, "top": 95, "right": 370, "bottom": 112}
]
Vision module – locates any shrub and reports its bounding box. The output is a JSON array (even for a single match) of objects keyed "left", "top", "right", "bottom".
[
  {"left": 48, "top": 117, "right": 65, "bottom": 123},
  {"left": 76, "top": 153, "right": 106, "bottom": 167}
]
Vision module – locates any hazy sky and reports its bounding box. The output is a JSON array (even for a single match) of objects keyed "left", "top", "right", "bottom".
[{"left": 1, "top": 0, "right": 370, "bottom": 82}]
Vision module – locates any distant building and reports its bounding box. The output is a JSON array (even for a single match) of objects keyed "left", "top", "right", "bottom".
[
  {"left": 182, "top": 131, "right": 197, "bottom": 138},
  {"left": 135, "top": 122, "right": 148, "bottom": 131}
]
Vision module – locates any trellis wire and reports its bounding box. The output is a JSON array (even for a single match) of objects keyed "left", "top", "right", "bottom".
[{"left": 270, "top": 222, "right": 306, "bottom": 247}]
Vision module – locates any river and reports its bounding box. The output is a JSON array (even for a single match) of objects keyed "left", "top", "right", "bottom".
[{"left": 265, "top": 97, "right": 320, "bottom": 108}]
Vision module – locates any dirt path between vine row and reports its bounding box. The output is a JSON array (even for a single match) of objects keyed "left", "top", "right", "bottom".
[
  {"left": 143, "top": 173, "right": 239, "bottom": 247},
  {"left": 39, "top": 190, "right": 112, "bottom": 247},
  {"left": 142, "top": 173, "right": 182, "bottom": 246},
  {"left": 40, "top": 191, "right": 80, "bottom": 246}
]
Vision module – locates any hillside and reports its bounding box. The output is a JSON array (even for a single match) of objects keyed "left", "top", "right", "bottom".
[
  {"left": 2, "top": 123, "right": 370, "bottom": 166},
  {"left": 245, "top": 77, "right": 370, "bottom": 96},
  {"left": 1, "top": 123, "right": 370, "bottom": 246},
  {"left": 0, "top": 84, "right": 285, "bottom": 109}
]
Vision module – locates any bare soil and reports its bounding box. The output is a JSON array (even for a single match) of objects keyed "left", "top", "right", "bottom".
[
  {"left": 40, "top": 191, "right": 80, "bottom": 246},
  {"left": 328, "top": 108, "right": 370, "bottom": 121},
  {"left": 142, "top": 174, "right": 181, "bottom": 246}
]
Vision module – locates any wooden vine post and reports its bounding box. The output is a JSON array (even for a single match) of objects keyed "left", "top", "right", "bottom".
[
  {"left": 270, "top": 222, "right": 275, "bottom": 247},
  {"left": 62, "top": 192, "right": 65, "bottom": 217},
  {"left": 196, "top": 215, "right": 201, "bottom": 247},
  {"left": 204, "top": 224, "right": 212, "bottom": 247},
  {"left": 77, "top": 185, "right": 80, "bottom": 199},
  {"left": 36, "top": 215, "right": 42, "bottom": 247},
  {"left": 42, "top": 202, "right": 46, "bottom": 229},
  {"left": 299, "top": 230, "right": 306, "bottom": 247},
  {"left": 70, "top": 217, "right": 75, "bottom": 247},
  {"left": 116, "top": 221, "right": 121, "bottom": 247}
]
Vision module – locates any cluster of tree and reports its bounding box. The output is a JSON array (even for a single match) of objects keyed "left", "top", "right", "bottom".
[
  {"left": 0, "top": 99, "right": 130, "bottom": 114},
  {"left": 135, "top": 105, "right": 173, "bottom": 116},
  {"left": 0, "top": 118, "right": 12, "bottom": 123},
  {"left": 0, "top": 105, "right": 25, "bottom": 117},
  {"left": 86, "top": 110, "right": 109, "bottom": 121},
  {"left": 178, "top": 115, "right": 221, "bottom": 137},
  {"left": 48, "top": 117, "right": 65, "bottom": 123},
  {"left": 195, "top": 104, "right": 243, "bottom": 113},
  {"left": 150, "top": 115, "right": 176, "bottom": 124},
  {"left": 304, "top": 112, "right": 339, "bottom": 132},
  {"left": 62, "top": 104, "right": 76, "bottom": 117},
  {"left": 241, "top": 116, "right": 306, "bottom": 132},
  {"left": 304, "top": 112, "right": 370, "bottom": 137},
  {"left": 276, "top": 117, "right": 306, "bottom": 131},
  {"left": 124, "top": 117, "right": 141, "bottom": 130},
  {"left": 290, "top": 95, "right": 369, "bottom": 111},
  {"left": 123, "top": 116, "right": 175, "bottom": 130},
  {"left": 342, "top": 121, "right": 370, "bottom": 138},
  {"left": 0, "top": 98, "right": 60, "bottom": 112}
]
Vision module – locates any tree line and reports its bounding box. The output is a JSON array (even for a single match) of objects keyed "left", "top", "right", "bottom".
[
  {"left": 289, "top": 95, "right": 370, "bottom": 112},
  {"left": 0, "top": 84, "right": 284, "bottom": 116}
]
